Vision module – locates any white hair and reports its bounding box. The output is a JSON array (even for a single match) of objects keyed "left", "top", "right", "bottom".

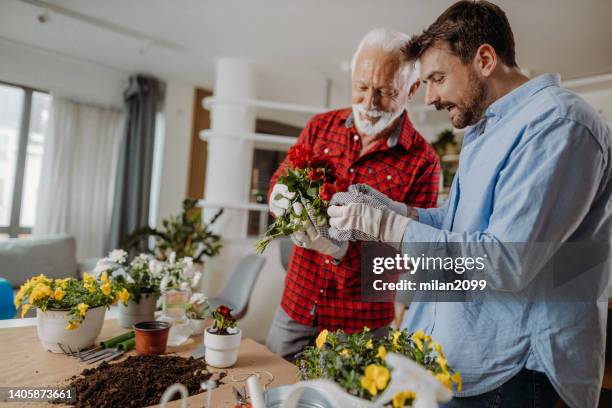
[{"left": 351, "top": 28, "right": 420, "bottom": 86}]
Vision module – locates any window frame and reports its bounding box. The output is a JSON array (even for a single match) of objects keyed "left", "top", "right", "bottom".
[{"left": 0, "top": 80, "right": 49, "bottom": 237}]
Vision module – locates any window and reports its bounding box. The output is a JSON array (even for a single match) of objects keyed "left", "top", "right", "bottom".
[{"left": 0, "top": 82, "right": 50, "bottom": 238}]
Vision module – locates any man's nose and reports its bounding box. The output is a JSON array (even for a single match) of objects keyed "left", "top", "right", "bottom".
[
  {"left": 364, "top": 88, "right": 379, "bottom": 110},
  {"left": 424, "top": 83, "right": 439, "bottom": 106}
]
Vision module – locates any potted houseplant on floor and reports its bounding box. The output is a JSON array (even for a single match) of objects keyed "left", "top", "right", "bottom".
[
  {"left": 94, "top": 249, "right": 163, "bottom": 328},
  {"left": 204, "top": 305, "right": 241, "bottom": 368},
  {"left": 14, "top": 272, "right": 125, "bottom": 353},
  {"left": 186, "top": 292, "right": 210, "bottom": 336}
]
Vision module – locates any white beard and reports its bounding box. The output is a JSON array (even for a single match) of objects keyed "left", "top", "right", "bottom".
[{"left": 352, "top": 104, "right": 404, "bottom": 137}]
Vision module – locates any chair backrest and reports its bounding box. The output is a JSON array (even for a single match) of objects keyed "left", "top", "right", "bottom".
[
  {"left": 218, "top": 254, "right": 265, "bottom": 317},
  {"left": 279, "top": 237, "right": 293, "bottom": 272}
]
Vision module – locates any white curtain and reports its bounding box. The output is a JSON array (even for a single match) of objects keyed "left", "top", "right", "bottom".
[{"left": 33, "top": 98, "right": 124, "bottom": 260}]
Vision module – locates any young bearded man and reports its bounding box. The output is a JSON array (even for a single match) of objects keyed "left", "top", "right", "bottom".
[
  {"left": 265, "top": 28, "right": 440, "bottom": 360},
  {"left": 328, "top": 2, "right": 611, "bottom": 407}
]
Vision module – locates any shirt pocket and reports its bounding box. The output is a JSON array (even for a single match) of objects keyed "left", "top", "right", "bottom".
[{"left": 359, "top": 165, "right": 408, "bottom": 202}]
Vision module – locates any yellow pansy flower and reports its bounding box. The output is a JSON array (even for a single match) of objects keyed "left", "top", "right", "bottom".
[
  {"left": 65, "top": 321, "right": 79, "bottom": 330},
  {"left": 360, "top": 364, "right": 390, "bottom": 396},
  {"left": 116, "top": 288, "right": 130, "bottom": 304},
  {"left": 376, "top": 345, "right": 387, "bottom": 360},
  {"left": 451, "top": 371, "right": 462, "bottom": 392},
  {"left": 392, "top": 390, "right": 416, "bottom": 408},
  {"left": 391, "top": 330, "right": 402, "bottom": 349},
  {"left": 53, "top": 287, "right": 65, "bottom": 301},
  {"left": 411, "top": 329, "right": 425, "bottom": 352},
  {"left": 84, "top": 281, "right": 96, "bottom": 293},
  {"left": 77, "top": 303, "right": 89, "bottom": 317},
  {"left": 100, "top": 282, "right": 112, "bottom": 296},
  {"left": 28, "top": 283, "right": 52, "bottom": 303},
  {"left": 100, "top": 272, "right": 109, "bottom": 283},
  {"left": 339, "top": 348, "right": 350, "bottom": 358},
  {"left": 438, "top": 354, "right": 448, "bottom": 372},
  {"left": 435, "top": 372, "right": 452, "bottom": 390},
  {"left": 315, "top": 329, "right": 329, "bottom": 349},
  {"left": 366, "top": 339, "right": 374, "bottom": 349},
  {"left": 20, "top": 303, "right": 31, "bottom": 318},
  {"left": 82, "top": 272, "right": 94, "bottom": 282}
]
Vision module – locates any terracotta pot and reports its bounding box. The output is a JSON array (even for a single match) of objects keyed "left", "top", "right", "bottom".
[
  {"left": 36, "top": 306, "right": 106, "bottom": 353},
  {"left": 117, "top": 293, "right": 158, "bottom": 328},
  {"left": 133, "top": 321, "right": 171, "bottom": 355}
]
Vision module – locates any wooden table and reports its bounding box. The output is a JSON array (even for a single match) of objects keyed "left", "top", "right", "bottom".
[{"left": 0, "top": 318, "right": 299, "bottom": 407}]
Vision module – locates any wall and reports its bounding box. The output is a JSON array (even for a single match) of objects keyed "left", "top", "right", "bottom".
[{"left": 0, "top": 38, "right": 127, "bottom": 108}]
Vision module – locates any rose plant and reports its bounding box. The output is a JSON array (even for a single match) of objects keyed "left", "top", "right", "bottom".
[{"left": 255, "top": 143, "right": 349, "bottom": 253}]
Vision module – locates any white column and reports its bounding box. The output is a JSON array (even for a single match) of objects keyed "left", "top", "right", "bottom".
[{"left": 204, "top": 58, "right": 256, "bottom": 238}]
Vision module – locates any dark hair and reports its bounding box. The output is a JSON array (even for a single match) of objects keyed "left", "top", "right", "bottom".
[{"left": 403, "top": 1, "right": 517, "bottom": 67}]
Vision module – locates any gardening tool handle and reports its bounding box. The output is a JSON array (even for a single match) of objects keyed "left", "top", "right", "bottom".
[
  {"left": 117, "top": 337, "right": 136, "bottom": 351},
  {"left": 100, "top": 331, "right": 135, "bottom": 348}
]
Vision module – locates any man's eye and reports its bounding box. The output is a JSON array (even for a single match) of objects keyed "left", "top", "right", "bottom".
[
  {"left": 434, "top": 77, "right": 445, "bottom": 84},
  {"left": 360, "top": 86, "right": 368, "bottom": 91}
]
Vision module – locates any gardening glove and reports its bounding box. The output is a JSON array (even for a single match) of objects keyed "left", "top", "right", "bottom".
[
  {"left": 327, "top": 190, "right": 414, "bottom": 250},
  {"left": 291, "top": 202, "right": 349, "bottom": 259},
  {"left": 269, "top": 183, "right": 295, "bottom": 217},
  {"left": 348, "top": 184, "right": 418, "bottom": 219}
]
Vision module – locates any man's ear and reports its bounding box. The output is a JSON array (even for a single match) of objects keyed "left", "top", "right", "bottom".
[
  {"left": 474, "top": 44, "right": 497, "bottom": 77},
  {"left": 408, "top": 79, "right": 420, "bottom": 99}
]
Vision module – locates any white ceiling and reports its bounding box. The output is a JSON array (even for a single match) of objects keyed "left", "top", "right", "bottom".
[{"left": 2, "top": 0, "right": 612, "bottom": 94}]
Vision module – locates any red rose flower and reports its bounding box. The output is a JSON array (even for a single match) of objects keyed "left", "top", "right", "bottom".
[
  {"left": 319, "top": 182, "right": 336, "bottom": 201},
  {"left": 335, "top": 177, "right": 350, "bottom": 193},
  {"left": 217, "top": 305, "right": 233, "bottom": 318},
  {"left": 307, "top": 168, "right": 325, "bottom": 181},
  {"left": 287, "top": 144, "right": 313, "bottom": 168}
]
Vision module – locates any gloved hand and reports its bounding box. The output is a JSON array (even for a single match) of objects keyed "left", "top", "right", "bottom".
[
  {"left": 327, "top": 190, "right": 414, "bottom": 250},
  {"left": 269, "top": 183, "right": 295, "bottom": 217},
  {"left": 348, "top": 184, "right": 408, "bottom": 216},
  {"left": 291, "top": 202, "right": 349, "bottom": 259}
]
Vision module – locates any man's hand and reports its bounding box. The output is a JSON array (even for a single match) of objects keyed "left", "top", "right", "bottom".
[
  {"left": 269, "top": 183, "right": 295, "bottom": 217},
  {"left": 327, "top": 189, "right": 414, "bottom": 249},
  {"left": 291, "top": 203, "right": 348, "bottom": 259},
  {"left": 348, "top": 184, "right": 417, "bottom": 219}
]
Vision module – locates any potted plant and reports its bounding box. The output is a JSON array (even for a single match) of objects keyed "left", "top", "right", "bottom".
[
  {"left": 122, "top": 198, "right": 223, "bottom": 266},
  {"left": 14, "top": 273, "right": 125, "bottom": 353},
  {"left": 94, "top": 249, "right": 163, "bottom": 328},
  {"left": 295, "top": 328, "right": 462, "bottom": 407},
  {"left": 186, "top": 292, "right": 210, "bottom": 336},
  {"left": 204, "top": 305, "right": 241, "bottom": 368}
]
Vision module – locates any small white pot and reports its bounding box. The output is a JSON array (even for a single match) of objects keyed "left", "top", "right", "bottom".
[
  {"left": 36, "top": 306, "right": 106, "bottom": 353},
  {"left": 117, "top": 293, "right": 157, "bottom": 328},
  {"left": 190, "top": 318, "right": 207, "bottom": 336},
  {"left": 204, "top": 327, "right": 241, "bottom": 368}
]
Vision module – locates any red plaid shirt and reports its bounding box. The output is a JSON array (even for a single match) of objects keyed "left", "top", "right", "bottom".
[{"left": 269, "top": 108, "right": 440, "bottom": 332}]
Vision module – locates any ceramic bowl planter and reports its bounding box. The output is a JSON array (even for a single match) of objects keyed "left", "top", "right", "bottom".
[
  {"left": 117, "top": 293, "right": 158, "bottom": 328},
  {"left": 204, "top": 327, "right": 241, "bottom": 368},
  {"left": 36, "top": 306, "right": 106, "bottom": 353}
]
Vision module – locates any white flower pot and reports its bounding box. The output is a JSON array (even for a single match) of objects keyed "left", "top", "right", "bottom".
[
  {"left": 36, "top": 306, "right": 106, "bottom": 353},
  {"left": 117, "top": 293, "right": 158, "bottom": 328},
  {"left": 204, "top": 327, "right": 241, "bottom": 368},
  {"left": 190, "top": 318, "right": 207, "bottom": 336}
]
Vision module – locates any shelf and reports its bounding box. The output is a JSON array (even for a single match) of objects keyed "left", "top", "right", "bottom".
[
  {"left": 197, "top": 199, "right": 269, "bottom": 212},
  {"left": 202, "top": 96, "right": 326, "bottom": 114},
  {"left": 199, "top": 129, "right": 297, "bottom": 146}
]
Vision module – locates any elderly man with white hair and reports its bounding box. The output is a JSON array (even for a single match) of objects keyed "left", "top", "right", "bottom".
[{"left": 265, "top": 28, "right": 441, "bottom": 359}]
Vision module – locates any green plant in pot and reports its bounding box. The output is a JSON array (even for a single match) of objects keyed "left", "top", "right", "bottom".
[
  {"left": 122, "top": 198, "right": 223, "bottom": 264},
  {"left": 94, "top": 249, "right": 163, "bottom": 328},
  {"left": 186, "top": 292, "right": 210, "bottom": 336},
  {"left": 204, "top": 305, "right": 241, "bottom": 368}
]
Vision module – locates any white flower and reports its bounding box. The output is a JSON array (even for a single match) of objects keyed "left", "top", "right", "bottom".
[
  {"left": 160, "top": 276, "right": 169, "bottom": 291},
  {"left": 167, "top": 252, "right": 176, "bottom": 263},
  {"left": 109, "top": 249, "right": 128, "bottom": 264},
  {"left": 93, "top": 263, "right": 111, "bottom": 278},
  {"left": 179, "top": 281, "right": 190, "bottom": 291},
  {"left": 183, "top": 257, "right": 193, "bottom": 267},
  {"left": 191, "top": 271, "right": 202, "bottom": 288},
  {"left": 149, "top": 260, "right": 163, "bottom": 278},
  {"left": 189, "top": 292, "right": 207, "bottom": 305}
]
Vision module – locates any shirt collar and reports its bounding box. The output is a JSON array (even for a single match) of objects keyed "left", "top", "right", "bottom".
[
  {"left": 485, "top": 73, "right": 561, "bottom": 120},
  {"left": 343, "top": 109, "right": 415, "bottom": 150}
]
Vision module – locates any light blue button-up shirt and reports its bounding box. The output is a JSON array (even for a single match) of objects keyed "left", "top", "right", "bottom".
[{"left": 401, "top": 74, "right": 611, "bottom": 408}]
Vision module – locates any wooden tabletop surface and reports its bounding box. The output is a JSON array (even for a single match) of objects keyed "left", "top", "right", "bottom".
[{"left": 0, "top": 318, "right": 299, "bottom": 407}]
